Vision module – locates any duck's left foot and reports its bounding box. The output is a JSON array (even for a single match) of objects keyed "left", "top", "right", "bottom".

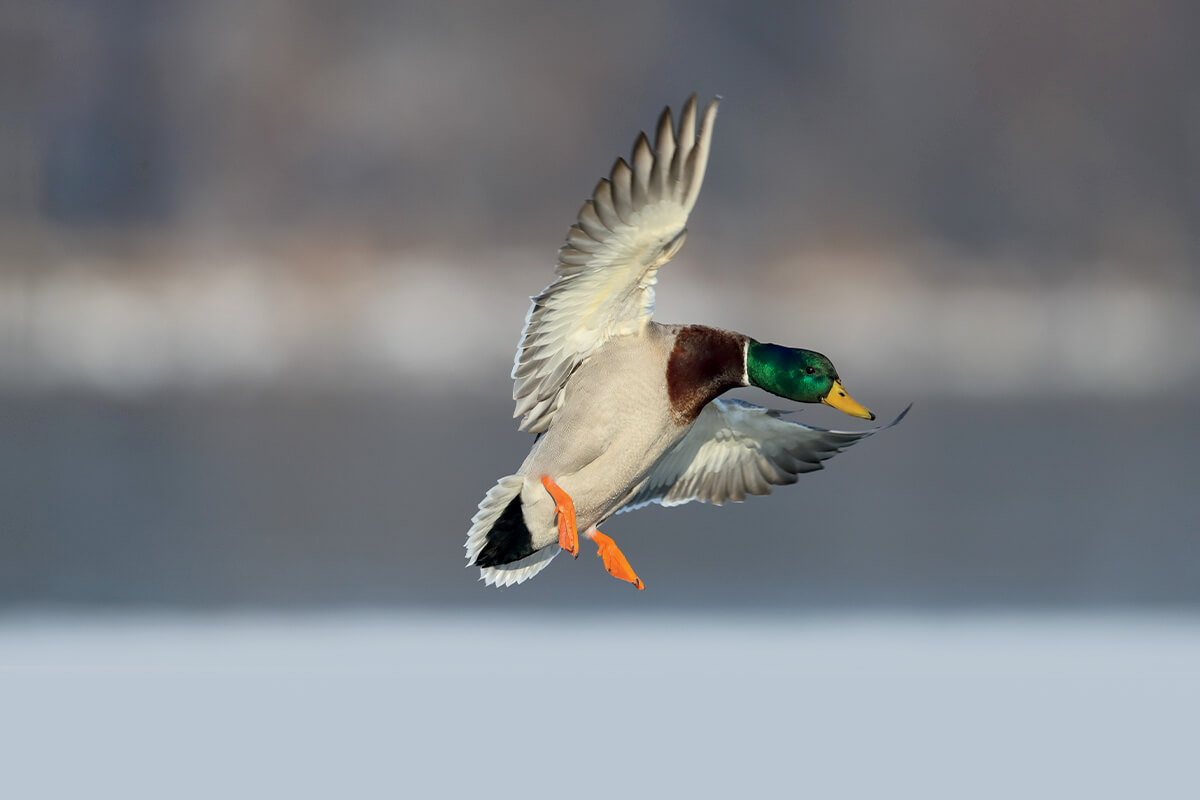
[
  {"left": 540, "top": 475, "right": 579, "bottom": 557},
  {"left": 589, "top": 531, "right": 645, "bottom": 590}
]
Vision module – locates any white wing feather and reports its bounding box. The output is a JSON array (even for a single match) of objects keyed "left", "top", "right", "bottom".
[
  {"left": 512, "top": 95, "right": 720, "bottom": 433},
  {"left": 620, "top": 400, "right": 911, "bottom": 510}
]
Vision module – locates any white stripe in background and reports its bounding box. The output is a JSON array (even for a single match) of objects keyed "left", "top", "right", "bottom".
[{"left": 3, "top": 252, "right": 1197, "bottom": 396}]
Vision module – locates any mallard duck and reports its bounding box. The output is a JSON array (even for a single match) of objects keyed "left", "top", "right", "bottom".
[{"left": 466, "top": 95, "right": 906, "bottom": 589}]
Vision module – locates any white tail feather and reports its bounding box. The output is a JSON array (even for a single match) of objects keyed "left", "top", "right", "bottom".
[
  {"left": 465, "top": 474, "right": 558, "bottom": 587},
  {"left": 479, "top": 547, "right": 559, "bottom": 588}
]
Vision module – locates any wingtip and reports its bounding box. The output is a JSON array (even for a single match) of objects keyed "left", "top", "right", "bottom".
[
  {"left": 857, "top": 403, "right": 911, "bottom": 433},
  {"left": 681, "top": 92, "right": 722, "bottom": 114},
  {"left": 885, "top": 403, "right": 913, "bottom": 428}
]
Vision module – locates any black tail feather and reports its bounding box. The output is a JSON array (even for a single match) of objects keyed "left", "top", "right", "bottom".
[{"left": 474, "top": 493, "right": 535, "bottom": 567}]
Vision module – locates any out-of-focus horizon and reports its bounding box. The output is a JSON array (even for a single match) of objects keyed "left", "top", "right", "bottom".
[
  {"left": 5, "top": 0, "right": 1199, "bottom": 397},
  {"left": 2, "top": 1, "right": 1198, "bottom": 609}
]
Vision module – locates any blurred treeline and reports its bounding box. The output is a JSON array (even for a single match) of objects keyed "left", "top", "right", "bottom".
[{"left": 2, "top": 1, "right": 1196, "bottom": 280}]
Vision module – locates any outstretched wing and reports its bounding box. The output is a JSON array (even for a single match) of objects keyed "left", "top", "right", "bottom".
[
  {"left": 512, "top": 94, "right": 721, "bottom": 433},
  {"left": 620, "top": 399, "right": 910, "bottom": 511}
]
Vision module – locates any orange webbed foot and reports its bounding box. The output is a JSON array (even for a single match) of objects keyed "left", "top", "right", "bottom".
[
  {"left": 540, "top": 475, "right": 579, "bottom": 557},
  {"left": 590, "top": 531, "right": 645, "bottom": 590}
]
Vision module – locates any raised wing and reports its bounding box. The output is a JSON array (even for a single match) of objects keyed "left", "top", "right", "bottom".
[
  {"left": 620, "top": 399, "right": 910, "bottom": 511},
  {"left": 512, "top": 94, "right": 720, "bottom": 433}
]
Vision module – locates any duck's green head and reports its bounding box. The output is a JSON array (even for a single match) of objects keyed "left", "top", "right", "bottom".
[{"left": 746, "top": 340, "right": 875, "bottom": 420}]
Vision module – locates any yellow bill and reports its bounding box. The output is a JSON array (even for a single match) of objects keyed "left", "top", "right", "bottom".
[{"left": 821, "top": 380, "right": 875, "bottom": 420}]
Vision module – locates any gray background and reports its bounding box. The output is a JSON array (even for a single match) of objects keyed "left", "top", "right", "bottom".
[
  {"left": 3, "top": 4, "right": 1199, "bottom": 799},
  {"left": 3, "top": 0, "right": 1197, "bottom": 610}
]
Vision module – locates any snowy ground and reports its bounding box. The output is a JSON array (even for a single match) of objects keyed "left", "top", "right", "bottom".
[{"left": 2, "top": 611, "right": 1197, "bottom": 799}]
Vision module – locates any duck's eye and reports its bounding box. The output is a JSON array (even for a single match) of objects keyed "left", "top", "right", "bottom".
[{"left": 805, "top": 366, "right": 816, "bottom": 375}]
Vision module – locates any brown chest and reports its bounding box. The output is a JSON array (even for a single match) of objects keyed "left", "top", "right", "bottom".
[{"left": 665, "top": 325, "right": 748, "bottom": 424}]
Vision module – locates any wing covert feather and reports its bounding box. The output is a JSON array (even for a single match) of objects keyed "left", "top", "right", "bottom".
[
  {"left": 512, "top": 95, "right": 721, "bottom": 433},
  {"left": 620, "top": 400, "right": 910, "bottom": 511}
]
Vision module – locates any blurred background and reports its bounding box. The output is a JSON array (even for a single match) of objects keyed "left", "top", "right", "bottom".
[{"left": 2, "top": 1, "right": 1198, "bottom": 797}]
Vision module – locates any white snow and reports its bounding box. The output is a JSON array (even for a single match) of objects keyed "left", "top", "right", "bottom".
[{"left": 1, "top": 611, "right": 1196, "bottom": 799}]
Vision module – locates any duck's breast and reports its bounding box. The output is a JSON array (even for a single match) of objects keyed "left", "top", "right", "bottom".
[{"left": 518, "top": 325, "right": 687, "bottom": 545}]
